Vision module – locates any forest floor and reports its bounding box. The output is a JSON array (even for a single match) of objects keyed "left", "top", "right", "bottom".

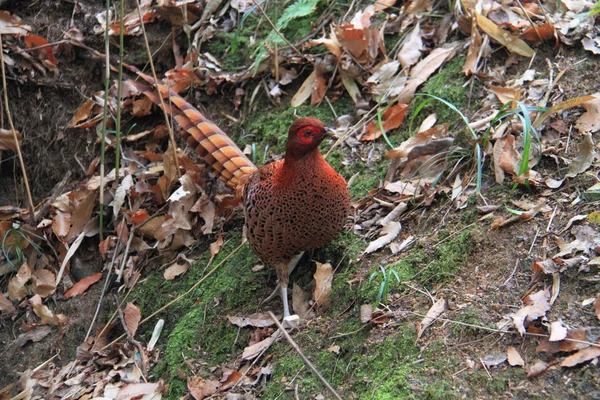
[{"left": 0, "top": 0, "right": 599, "bottom": 399}]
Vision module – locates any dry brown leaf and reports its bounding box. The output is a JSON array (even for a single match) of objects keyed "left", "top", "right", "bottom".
[
  {"left": 291, "top": 70, "right": 316, "bottom": 107},
  {"left": 14, "top": 325, "right": 53, "bottom": 347},
  {"left": 594, "top": 297, "right": 600, "bottom": 321},
  {"left": 112, "top": 174, "right": 134, "bottom": 219},
  {"left": 475, "top": 12, "right": 534, "bottom": 57},
  {"left": 242, "top": 333, "right": 276, "bottom": 360},
  {"left": 561, "top": 346, "right": 600, "bottom": 368},
  {"left": 565, "top": 132, "right": 596, "bottom": 178},
  {"left": 341, "top": 74, "right": 360, "bottom": 103},
  {"left": 29, "top": 294, "right": 67, "bottom": 325},
  {"left": 397, "top": 43, "right": 460, "bottom": 103},
  {"left": 498, "top": 134, "right": 520, "bottom": 175},
  {"left": 511, "top": 289, "right": 551, "bottom": 335},
  {"left": 292, "top": 284, "right": 315, "bottom": 319},
  {"left": 549, "top": 320, "right": 568, "bottom": 342},
  {"left": 66, "top": 190, "right": 96, "bottom": 243},
  {"left": 163, "top": 261, "right": 189, "bottom": 280},
  {"left": 116, "top": 383, "right": 161, "bottom": 400},
  {"left": 31, "top": 269, "right": 56, "bottom": 297},
  {"left": 507, "top": 346, "right": 525, "bottom": 367},
  {"left": 309, "top": 37, "right": 342, "bottom": 59},
  {"left": 417, "top": 298, "right": 446, "bottom": 339},
  {"left": 374, "top": 0, "right": 396, "bottom": 11},
  {"left": 313, "top": 262, "right": 333, "bottom": 308},
  {"left": 488, "top": 85, "right": 521, "bottom": 104},
  {"left": 227, "top": 313, "right": 274, "bottom": 328},
  {"left": 8, "top": 263, "right": 32, "bottom": 300},
  {"left": 0, "top": 128, "right": 22, "bottom": 151},
  {"left": 191, "top": 193, "right": 216, "bottom": 234},
  {"left": 209, "top": 235, "right": 224, "bottom": 265},
  {"left": 64, "top": 272, "right": 102, "bottom": 298},
  {"left": 397, "top": 23, "right": 423, "bottom": 69},
  {"left": 386, "top": 124, "right": 449, "bottom": 159},
  {"left": 537, "top": 328, "right": 598, "bottom": 354},
  {"left": 364, "top": 221, "right": 401, "bottom": 253},
  {"left": 360, "top": 304, "right": 373, "bottom": 323},
  {"left": 52, "top": 210, "right": 71, "bottom": 239},
  {"left": 362, "top": 103, "right": 409, "bottom": 141},
  {"left": 526, "top": 360, "right": 549, "bottom": 377},
  {"left": 462, "top": 16, "right": 482, "bottom": 75},
  {"left": 311, "top": 73, "right": 327, "bottom": 105},
  {"left": 68, "top": 96, "right": 102, "bottom": 128},
  {"left": 0, "top": 292, "right": 15, "bottom": 314},
  {"left": 124, "top": 302, "right": 141, "bottom": 339},
  {"left": 535, "top": 94, "right": 597, "bottom": 128}
]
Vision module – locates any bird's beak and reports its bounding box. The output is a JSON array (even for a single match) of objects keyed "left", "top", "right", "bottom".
[{"left": 324, "top": 126, "right": 336, "bottom": 136}]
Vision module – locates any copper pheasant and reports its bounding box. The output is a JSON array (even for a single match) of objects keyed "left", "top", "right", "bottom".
[{"left": 130, "top": 72, "right": 350, "bottom": 317}]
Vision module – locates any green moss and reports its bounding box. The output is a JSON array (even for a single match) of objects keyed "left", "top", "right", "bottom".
[
  {"left": 260, "top": 324, "right": 422, "bottom": 399},
  {"left": 428, "top": 230, "right": 473, "bottom": 283},
  {"left": 452, "top": 307, "right": 485, "bottom": 336}
]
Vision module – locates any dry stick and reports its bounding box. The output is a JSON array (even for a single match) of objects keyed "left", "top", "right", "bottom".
[
  {"left": 0, "top": 34, "right": 35, "bottom": 222},
  {"left": 103, "top": 242, "right": 245, "bottom": 350},
  {"left": 267, "top": 312, "right": 343, "bottom": 400},
  {"left": 84, "top": 220, "right": 128, "bottom": 341},
  {"left": 33, "top": 171, "right": 71, "bottom": 223},
  {"left": 252, "top": 0, "right": 303, "bottom": 57},
  {"left": 135, "top": 0, "right": 180, "bottom": 178}
]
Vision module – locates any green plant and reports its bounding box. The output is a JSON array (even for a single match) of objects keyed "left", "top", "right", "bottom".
[
  {"left": 369, "top": 265, "right": 401, "bottom": 309},
  {"left": 2, "top": 222, "right": 44, "bottom": 269}
]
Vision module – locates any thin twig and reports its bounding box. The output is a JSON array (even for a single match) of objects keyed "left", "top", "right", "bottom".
[
  {"left": 268, "top": 312, "right": 343, "bottom": 400},
  {"left": 34, "top": 171, "right": 71, "bottom": 223},
  {"left": 252, "top": 0, "right": 302, "bottom": 57},
  {"left": 0, "top": 34, "right": 35, "bottom": 222}
]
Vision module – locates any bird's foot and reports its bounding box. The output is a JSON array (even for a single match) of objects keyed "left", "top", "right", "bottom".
[
  {"left": 261, "top": 283, "right": 281, "bottom": 304},
  {"left": 282, "top": 314, "right": 300, "bottom": 329}
]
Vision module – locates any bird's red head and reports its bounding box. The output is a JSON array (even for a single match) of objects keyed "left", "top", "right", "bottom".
[{"left": 286, "top": 117, "right": 327, "bottom": 158}]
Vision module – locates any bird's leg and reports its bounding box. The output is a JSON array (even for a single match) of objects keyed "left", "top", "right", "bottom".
[
  {"left": 280, "top": 284, "right": 291, "bottom": 318},
  {"left": 262, "top": 252, "right": 305, "bottom": 304}
]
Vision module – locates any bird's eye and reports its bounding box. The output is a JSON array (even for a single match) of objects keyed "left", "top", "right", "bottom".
[{"left": 297, "top": 127, "right": 318, "bottom": 144}]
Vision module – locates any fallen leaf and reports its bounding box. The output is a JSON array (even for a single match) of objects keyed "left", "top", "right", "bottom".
[
  {"left": 397, "top": 23, "right": 423, "bottom": 69},
  {"left": 360, "top": 304, "right": 372, "bottom": 323},
  {"left": 526, "top": 360, "right": 549, "bottom": 377},
  {"left": 8, "top": 263, "right": 32, "bottom": 300},
  {"left": 124, "top": 302, "right": 141, "bottom": 339},
  {"left": 594, "top": 297, "right": 600, "bottom": 321},
  {"left": 242, "top": 333, "right": 276, "bottom": 360},
  {"left": 549, "top": 320, "right": 568, "bottom": 342},
  {"left": 64, "top": 273, "right": 102, "bottom": 298},
  {"left": 313, "top": 262, "right": 333, "bottom": 308},
  {"left": 417, "top": 298, "right": 446, "bottom": 339},
  {"left": 292, "top": 284, "right": 315, "bottom": 319},
  {"left": 362, "top": 103, "right": 409, "bottom": 141},
  {"left": 364, "top": 221, "right": 401, "bottom": 253},
  {"left": 163, "top": 261, "right": 189, "bottom": 280},
  {"left": 0, "top": 292, "right": 15, "bottom": 314},
  {"left": 227, "top": 313, "right": 274, "bottom": 328},
  {"left": 565, "top": 132, "right": 596, "bottom": 178},
  {"left": 475, "top": 12, "right": 534, "bottom": 57},
  {"left": 116, "top": 383, "right": 161, "bottom": 400},
  {"left": 29, "top": 294, "right": 67, "bottom": 325},
  {"left": 481, "top": 353, "right": 507, "bottom": 367},
  {"left": 291, "top": 71, "right": 316, "bottom": 107},
  {"left": 507, "top": 346, "right": 525, "bottom": 366},
  {"left": 561, "top": 346, "right": 600, "bottom": 367},
  {"left": 14, "top": 325, "right": 53, "bottom": 347},
  {"left": 511, "top": 290, "right": 551, "bottom": 335},
  {"left": 397, "top": 43, "right": 461, "bottom": 103},
  {"left": 0, "top": 128, "right": 22, "bottom": 151},
  {"left": 208, "top": 235, "right": 223, "bottom": 265},
  {"left": 31, "top": 269, "right": 56, "bottom": 297}
]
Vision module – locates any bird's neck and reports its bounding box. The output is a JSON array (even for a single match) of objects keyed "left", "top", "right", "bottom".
[{"left": 275, "top": 148, "right": 328, "bottom": 186}]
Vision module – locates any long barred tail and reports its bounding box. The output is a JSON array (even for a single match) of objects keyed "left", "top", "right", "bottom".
[{"left": 125, "top": 66, "right": 256, "bottom": 191}]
